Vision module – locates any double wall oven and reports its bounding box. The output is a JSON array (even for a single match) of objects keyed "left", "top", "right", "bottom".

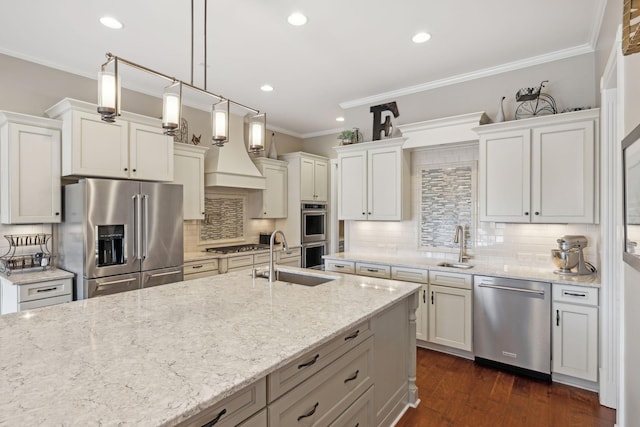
[{"left": 301, "top": 203, "right": 326, "bottom": 269}]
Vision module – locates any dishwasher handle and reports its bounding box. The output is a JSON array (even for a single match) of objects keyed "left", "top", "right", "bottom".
[{"left": 477, "top": 282, "right": 545, "bottom": 296}]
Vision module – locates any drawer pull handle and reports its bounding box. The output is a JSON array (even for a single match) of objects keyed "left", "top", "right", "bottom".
[
  {"left": 344, "top": 369, "right": 360, "bottom": 383},
  {"left": 563, "top": 291, "right": 586, "bottom": 298},
  {"left": 297, "top": 402, "right": 319, "bottom": 422},
  {"left": 297, "top": 354, "right": 319, "bottom": 369},
  {"left": 335, "top": 265, "right": 345, "bottom": 268},
  {"left": 203, "top": 408, "right": 226, "bottom": 426},
  {"left": 556, "top": 309, "right": 560, "bottom": 326},
  {"left": 366, "top": 268, "right": 379, "bottom": 272},
  {"left": 191, "top": 265, "right": 204, "bottom": 269},
  {"left": 36, "top": 287, "right": 58, "bottom": 293},
  {"left": 344, "top": 330, "right": 360, "bottom": 341}
]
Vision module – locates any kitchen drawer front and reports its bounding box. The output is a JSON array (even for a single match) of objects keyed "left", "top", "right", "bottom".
[
  {"left": 268, "top": 320, "right": 371, "bottom": 402},
  {"left": 277, "top": 248, "right": 301, "bottom": 262},
  {"left": 176, "top": 377, "right": 266, "bottom": 427},
  {"left": 253, "top": 252, "right": 271, "bottom": 266},
  {"left": 278, "top": 258, "right": 301, "bottom": 268},
  {"left": 553, "top": 284, "right": 598, "bottom": 306},
  {"left": 19, "top": 294, "right": 71, "bottom": 311},
  {"left": 391, "top": 266, "right": 429, "bottom": 283},
  {"left": 19, "top": 278, "right": 72, "bottom": 302},
  {"left": 237, "top": 408, "right": 267, "bottom": 427},
  {"left": 429, "top": 270, "right": 472, "bottom": 290},
  {"left": 268, "top": 337, "right": 373, "bottom": 427},
  {"left": 325, "top": 260, "right": 355, "bottom": 274},
  {"left": 227, "top": 254, "right": 255, "bottom": 270},
  {"left": 184, "top": 270, "right": 219, "bottom": 281},
  {"left": 184, "top": 259, "right": 218, "bottom": 275},
  {"left": 355, "top": 262, "right": 391, "bottom": 279},
  {"left": 328, "top": 386, "right": 374, "bottom": 427}
]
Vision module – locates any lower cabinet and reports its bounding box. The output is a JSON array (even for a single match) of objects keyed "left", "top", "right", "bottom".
[
  {"left": 355, "top": 262, "right": 391, "bottom": 279},
  {"left": 391, "top": 266, "right": 429, "bottom": 342},
  {"left": 427, "top": 271, "right": 473, "bottom": 352},
  {"left": 1, "top": 276, "right": 72, "bottom": 314},
  {"left": 276, "top": 247, "right": 302, "bottom": 268},
  {"left": 183, "top": 258, "right": 219, "bottom": 281},
  {"left": 324, "top": 259, "right": 355, "bottom": 274},
  {"left": 552, "top": 284, "right": 599, "bottom": 382}
]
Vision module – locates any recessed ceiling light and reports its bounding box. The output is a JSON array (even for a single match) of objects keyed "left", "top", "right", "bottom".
[
  {"left": 412, "top": 32, "right": 431, "bottom": 44},
  {"left": 100, "top": 16, "right": 124, "bottom": 30},
  {"left": 336, "top": 117, "right": 345, "bottom": 122},
  {"left": 260, "top": 84, "right": 274, "bottom": 92},
  {"left": 288, "top": 12, "right": 307, "bottom": 26}
]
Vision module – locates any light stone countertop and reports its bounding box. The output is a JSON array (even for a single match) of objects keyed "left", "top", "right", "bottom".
[
  {"left": 0, "top": 267, "right": 420, "bottom": 426},
  {"left": 184, "top": 246, "right": 302, "bottom": 262},
  {"left": 0, "top": 267, "right": 74, "bottom": 285},
  {"left": 324, "top": 252, "right": 600, "bottom": 288}
]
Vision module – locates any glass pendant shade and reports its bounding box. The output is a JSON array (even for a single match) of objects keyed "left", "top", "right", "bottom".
[
  {"left": 162, "top": 82, "right": 182, "bottom": 135},
  {"left": 97, "top": 60, "right": 120, "bottom": 122},
  {"left": 248, "top": 113, "right": 266, "bottom": 153},
  {"left": 211, "top": 99, "right": 229, "bottom": 146}
]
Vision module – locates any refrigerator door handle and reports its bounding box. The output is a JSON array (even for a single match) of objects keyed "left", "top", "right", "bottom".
[
  {"left": 132, "top": 194, "right": 139, "bottom": 261},
  {"left": 142, "top": 194, "right": 149, "bottom": 260}
]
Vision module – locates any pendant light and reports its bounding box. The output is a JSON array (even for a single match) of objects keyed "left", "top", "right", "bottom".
[
  {"left": 211, "top": 99, "right": 229, "bottom": 145},
  {"left": 162, "top": 81, "right": 182, "bottom": 136},
  {"left": 248, "top": 113, "right": 266, "bottom": 153},
  {"left": 97, "top": 56, "right": 120, "bottom": 122}
]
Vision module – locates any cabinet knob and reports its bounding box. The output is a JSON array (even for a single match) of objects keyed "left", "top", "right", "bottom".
[
  {"left": 362, "top": 212, "right": 365, "bottom": 215},
  {"left": 132, "top": 168, "right": 137, "bottom": 172},
  {"left": 524, "top": 212, "right": 529, "bottom": 216},
  {"left": 263, "top": 212, "right": 267, "bottom": 215},
  {"left": 124, "top": 168, "right": 128, "bottom": 172},
  {"left": 55, "top": 212, "right": 60, "bottom": 216},
  {"left": 535, "top": 211, "right": 540, "bottom": 216},
  {"left": 368, "top": 212, "right": 371, "bottom": 215},
  {"left": 201, "top": 212, "right": 205, "bottom": 215}
]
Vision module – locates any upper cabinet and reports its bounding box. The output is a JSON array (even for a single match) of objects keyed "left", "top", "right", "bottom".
[
  {"left": 248, "top": 157, "right": 288, "bottom": 219},
  {"left": 0, "top": 112, "right": 62, "bottom": 224},
  {"left": 300, "top": 156, "right": 328, "bottom": 202},
  {"left": 173, "top": 143, "right": 208, "bottom": 221},
  {"left": 46, "top": 98, "right": 173, "bottom": 182},
  {"left": 336, "top": 138, "right": 409, "bottom": 221},
  {"left": 475, "top": 109, "right": 599, "bottom": 223}
]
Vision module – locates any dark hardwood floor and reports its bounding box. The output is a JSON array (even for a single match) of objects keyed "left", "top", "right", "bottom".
[{"left": 396, "top": 348, "right": 616, "bottom": 427}]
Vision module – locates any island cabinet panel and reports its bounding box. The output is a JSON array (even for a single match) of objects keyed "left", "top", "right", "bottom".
[
  {"left": 373, "top": 298, "right": 409, "bottom": 427},
  {"left": 268, "top": 337, "right": 374, "bottom": 427},
  {"left": 355, "top": 262, "right": 391, "bottom": 279},
  {"left": 324, "top": 259, "right": 355, "bottom": 274},
  {"left": 175, "top": 378, "right": 267, "bottom": 427},
  {"left": 237, "top": 408, "right": 267, "bottom": 427},
  {"left": 328, "top": 386, "right": 374, "bottom": 427},
  {"left": 267, "top": 321, "right": 371, "bottom": 401}
]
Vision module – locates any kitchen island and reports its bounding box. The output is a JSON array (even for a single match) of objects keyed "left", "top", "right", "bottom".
[{"left": 0, "top": 267, "right": 420, "bottom": 426}]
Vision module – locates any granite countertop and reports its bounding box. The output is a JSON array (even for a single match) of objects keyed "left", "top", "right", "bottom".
[
  {"left": 323, "top": 252, "right": 600, "bottom": 288},
  {"left": 0, "top": 267, "right": 74, "bottom": 285},
  {"left": 0, "top": 267, "right": 420, "bottom": 426},
  {"left": 184, "top": 246, "right": 302, "bottom": 262}
]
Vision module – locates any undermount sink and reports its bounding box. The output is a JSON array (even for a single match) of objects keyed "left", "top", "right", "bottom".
[
  {"left": 437, "top": 262, "right": 474, "bottom": 269},
  {"left": 274, "top": 270, "right": 336, "bottom": 286}
]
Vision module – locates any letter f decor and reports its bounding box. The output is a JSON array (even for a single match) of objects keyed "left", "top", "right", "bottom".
[{"left": 370, "top": 101, "right": 399, "bottom": 141}]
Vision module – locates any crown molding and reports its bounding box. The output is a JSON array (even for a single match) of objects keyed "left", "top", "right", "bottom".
[
  {"left": 589, "top": 0, "right": 608, "bottom": 50},
  {"left": 301, "top": 127, "right": 345, "bottom": 139},
  {"left": 339, "top": 44, "right": 595, "bottom": 110}
]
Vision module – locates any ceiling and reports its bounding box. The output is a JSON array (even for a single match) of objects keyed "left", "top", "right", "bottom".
[{"left": 0, "top": 0, "right": 605, "bottom": 138}]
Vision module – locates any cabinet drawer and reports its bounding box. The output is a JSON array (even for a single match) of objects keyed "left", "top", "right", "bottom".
[
  {"left": 328, "top": 386, "right": 374, "bottom": 427},
  {"left": 553, "top": 284, "right": 598, "bottom": 306},
  {"left": 19, "top": 278, "right": 72, "bottom": 302},
  {"left": 277, "top": 248, "right": 301, "bottom": 261},
  {"left": 19, "top": 294, "right": 71, "bottom": 311},
  {"left": 429, "top": 270, "right": 471, "bottom": 290},
  {"left": 176, "top": 377, "right": 266, "bottom": 427},
  {"left": 278, "top": 259, "right": 301, "bottom": 268},
  {"left": 227, "top": 254, "right": 254, "bottom": 270},
  {"left": 253, "top": 252, "right": 271, "bottom": 266},
  {"left": 268, "top": 320, "right": 371, "bottom": 402},
  {"left": 391, "top": 266, "right": 429, "bottom": 283},
  {"left": 184, "top": 259, "right": 218, "bottom": 275},
  {"left": 324, "top": 260, "right": 355, "bottom": 274},
  {"left": 355, "top": 262, "right": 391, "bottom": 279},
  {"left": 268, "top": 337, "right": 373, "bottom": 427},
  {"left": 237, "top": 408, "right": 267, "bottom": 427}
]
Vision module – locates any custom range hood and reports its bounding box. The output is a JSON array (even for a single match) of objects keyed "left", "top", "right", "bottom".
[{"left": 204, "top": 112, "right": 266, "bottom": 190}]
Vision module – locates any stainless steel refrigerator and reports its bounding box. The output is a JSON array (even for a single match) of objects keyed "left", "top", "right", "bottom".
[{"left": 57, "top": 178, "right": 184, "bottom": 299}]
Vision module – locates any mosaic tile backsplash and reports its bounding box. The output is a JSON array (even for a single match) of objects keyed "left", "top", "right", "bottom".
[
  {"left": 420, "top": 163, "right": 473, "bottom": 249},
  {"left": 199, "top": 196, "right": 245, "bottom": 242}
]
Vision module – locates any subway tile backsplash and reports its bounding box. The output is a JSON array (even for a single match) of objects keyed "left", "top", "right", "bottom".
[{"left": 346, "top": 144, "right": 601, "bottom": 269}]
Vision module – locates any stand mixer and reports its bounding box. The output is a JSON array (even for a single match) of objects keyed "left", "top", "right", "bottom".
[{"left": 551, "top": 235, "right": 596, "bottom": 276}]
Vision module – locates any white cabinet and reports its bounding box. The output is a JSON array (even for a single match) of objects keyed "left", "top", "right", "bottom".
[
  {"left": 476, "top": 109, "right": 598, "bottom": 223},
  {"left": 1, "top": 274, "right": 72, "bottom": 314},
  {"left": 248, "top": 157, "right": 288, "bottom": 218},
  {"left": 427, "top": 270, "right": 472, "bottom": 352},
  {"left": 0, "top": 112, "right": 62, "bottom": 224},
  {"left": 183, "top": 258, "right": 218, "bottom": 281},
  {"left": 46, "top": 98, "right": 173, "bottom": 182},
  {"left": 355, "top": 262, "right": 391, "bottom": 279},
  {"left": 336, "top": 138, "right": 409, "bottom": 221},
  {"left": 391, "top": 266, "right": 429, "bottom": 342},
  {"left": 276, "top": 247, "right": 301, "bottom": 267},
  {"left": 552, "top": 284, "right": 598, "bottom": 382},
  {"left": 300, "top": 156, "right": 328, "bottom": 202},
  {"left": 173, "top": 143, "right": 208, "bottom": 220}
]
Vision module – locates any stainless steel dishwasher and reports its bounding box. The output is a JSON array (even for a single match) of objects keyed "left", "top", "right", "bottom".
[{"left": 473, "top": 275, "right": 551, "bottom": 380}]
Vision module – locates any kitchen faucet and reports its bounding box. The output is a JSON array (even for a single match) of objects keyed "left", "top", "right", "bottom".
[
  {"left": 454, "top": 225, "right": 466, "bottom": 263},
  {"left": 269, "top": 230, "right": 288, "bottom": 283}
]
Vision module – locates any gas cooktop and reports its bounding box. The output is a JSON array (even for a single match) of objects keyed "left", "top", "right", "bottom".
[{"left": 205, "top": 244, "right": 269, "bottom": 254}]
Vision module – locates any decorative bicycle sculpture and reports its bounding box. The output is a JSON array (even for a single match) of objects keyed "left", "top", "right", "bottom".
[{"left": 514, "top": 80, "right": 557, "bottom": 120}]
